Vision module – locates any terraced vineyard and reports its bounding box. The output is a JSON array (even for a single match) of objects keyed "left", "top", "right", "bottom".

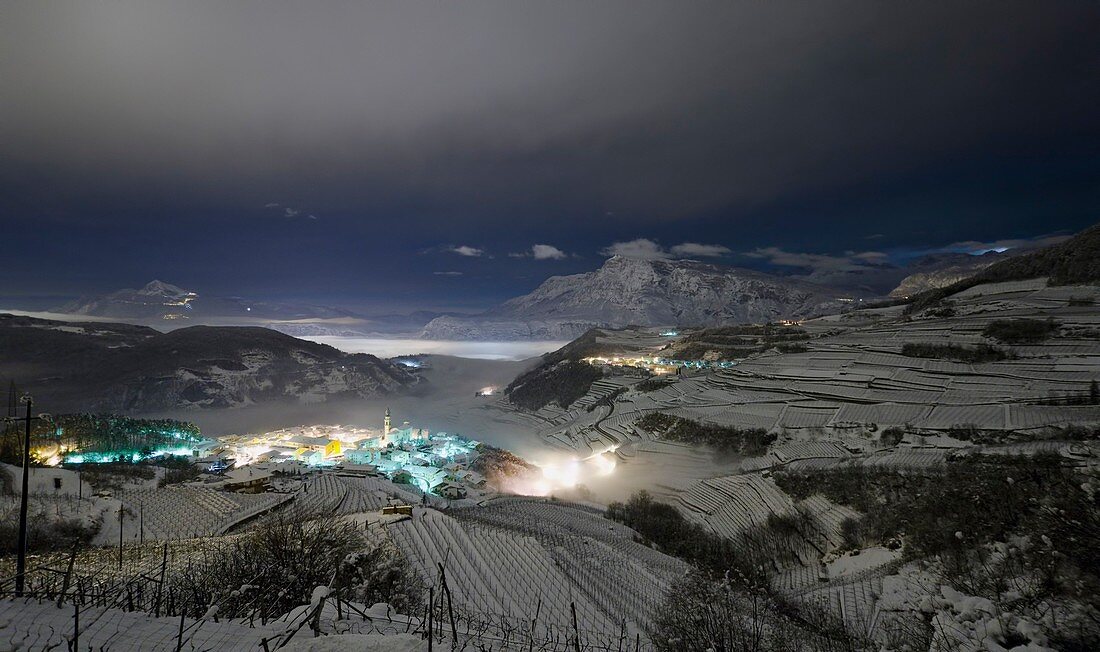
[
  {"left": 475, "top": 277, "right": 1100, "bottom": 647},
  {"left": 385, "top": 498, "right": 689, "bottom": 644}
]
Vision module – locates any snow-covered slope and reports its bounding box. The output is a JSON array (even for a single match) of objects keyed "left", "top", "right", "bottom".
[
  {"left": 423, "top": 256, "right": 856, "bottom": 340},
  {"left": 889, "top": 253, "right": 1005, "bottom": 298}
]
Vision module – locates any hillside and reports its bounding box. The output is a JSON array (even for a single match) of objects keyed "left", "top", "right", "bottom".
[
  {"left": 888, "top": 251, "right": 1007, "bottom": 297},
  {"left": 0, "top": 314, "right": 419, "bottom": 412},
  {"left": 906, "top": 222, "right": 1100, "bottom": 312},
  {"left": 423, "top": 255, "right": 857, "bottom": 340}
]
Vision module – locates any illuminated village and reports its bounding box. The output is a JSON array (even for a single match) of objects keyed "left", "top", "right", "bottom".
[
  {"left": 582, "top": 354, "right": 737, "bottom": 373},
  {"left": 214, "top": 408, "right": 486, "bottom": 497}
]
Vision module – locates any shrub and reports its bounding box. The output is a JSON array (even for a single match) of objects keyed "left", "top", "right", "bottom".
[
  {"left": 880, "top": 427, "right": 905, "bottom": 447},
  {"left": 607, "top": 491, "right": 746, "bottom": 578},
  {"left": 649, "top": 571, "right": 867, "bottom": 652},
  {"left": 159, "top": 465, "right": 201, "bottom": 487},
  {"left": 168, "top": 510, "right": 369, "bottom": 618},
  {"left": 636, "top": 413, "right": 776, "bottom": 456},
  {"left": 839, "top": 517, "right": 864, "bottom": 551},
  {"left": 925, "top": 302, "right": 957, "bottom": 318},
  {"left": 775, "top": 342, "right": 808, "bottom": 354},
  {"left": 339, "top": 539, "right": 425, "bottom": 614},
  {"left": 983, "top": 318, "right": 1059, "bottom": 344},
  {"left": 634, "top": 377, "right": 674, "bottom": 393},
  {"left": 900, "top": 343, "right": 1014, "bottom": 363},
  {"left": 773, "top": 454, "right": 1089, "bottom": 568},
  {"left": 0, "top": 510, "right": 97, "bottom": 554}
]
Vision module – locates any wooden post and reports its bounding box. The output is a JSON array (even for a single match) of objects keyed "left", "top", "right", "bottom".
[
  {"left": 57, "top": 547, "right": 77, "bottom": 609},
  {"left": 175, "top": 609, "right": 186, "bottom": 652},
  {"left": 530, "top": 597, "right": 542, "bottom": 652},
  {"left": 72, "top": 599, "right": 79, "bottom": 652},
  {"left": 437, "top": 563, "right": 458, "bottom": 645},
  {"left": 13, "top": 396, "right": 43, "bottom": 597},
  {"left": 427, "top": 587, "right": 434, "bottom": 652},
  {"left": 571, "top": 601, "right": 581, "bottom": 652},
  {"left": 155, "top": 542, "right": 168, "bottom": 617},
  {"left": 118, "top": 508, "right": 124, "bottom": 571},
  {"left": 310, "top": 591, "right": 327, "bottom": 638}
]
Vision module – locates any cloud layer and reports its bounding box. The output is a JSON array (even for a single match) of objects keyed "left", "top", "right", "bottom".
[
  {"left": 4, "top": 2, "right": 1096, "bottom": 226},
  {"left": 746, "top": 247, "right": 890, "bottom": 273},
  {"left": 447, "top": 245, "right": 484, "bottom": 257},
  {"left": 1, "top": 2, "right": 1096, "bottom": 304},
  {"left": 601, "top": 239, "right": 731, "bottom": 260}
]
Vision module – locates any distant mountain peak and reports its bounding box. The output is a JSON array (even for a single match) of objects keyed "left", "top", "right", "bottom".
[
  {"left": 138, "top": 280, "right": 193, "bottom": 297},
  {"left": 55, "top": 281, "right": 357, "bottom": 324},
  {"left": 422, "top": 255, "right": 857, "bottom": 340}
]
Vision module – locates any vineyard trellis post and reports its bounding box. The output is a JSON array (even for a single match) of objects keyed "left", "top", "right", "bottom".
[
  {"left": 58, "top": 546, "right": 77, "bottom": 608},
  {"left": 71, "top": 598, "right": 79, "bottom": 652},
  {"left": 118, "top": 507, "right": 125, "bottom": 570},
  {"left": 571, "top": 601, "right": 581, "bottom": 652},
  {"left": 175, "top": 607, "right": 186, "bottom": 652},
  {"left": 427, "top": 586, "right": 434, "bottom": 652},
  {"left": 8, "top": 393, "right": 46, "bottom": 596},
  {"left": 438, "top": 562, "right": 458, "bottom": 645},
  {"left": 155, "top": 541, "right": 168, "bottom": 617}
]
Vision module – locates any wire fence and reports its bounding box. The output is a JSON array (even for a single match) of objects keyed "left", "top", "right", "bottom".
[{"left": 0, "top": 539, "right": 653, "bottom": 652}]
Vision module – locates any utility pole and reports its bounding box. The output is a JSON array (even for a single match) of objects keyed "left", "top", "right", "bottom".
[{"left": 6, "top": 394, "right": 46, "bottom": 597}]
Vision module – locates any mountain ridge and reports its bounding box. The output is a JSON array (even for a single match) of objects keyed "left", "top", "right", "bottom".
[
  {"left": 906, "top": 222, "right": 1100, "bottom": 312},
  {"left": 0, "top": 314, "right": 420, "bottom": 412},
  {"left": 422, "top": 255, "right": 860, "bottom": 340}
]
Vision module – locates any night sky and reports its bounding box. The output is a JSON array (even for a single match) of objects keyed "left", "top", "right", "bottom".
[{"left": 2, "top": 2, "right": 1098, "bottom": 312}]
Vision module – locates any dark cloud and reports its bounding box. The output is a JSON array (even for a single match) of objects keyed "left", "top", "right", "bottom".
[
  {"left": 4, "top": 2, "right": 1097, "bottom": 220},
  {"left": 0, "top": 1, "right": 1097, "bottom": 305},
  {"left": 669, "top": 243, "right": 731, "bottom": 258},
  {"left": 601, "top": 239, "right": 733, "bottom": 261},
  {"left": 746, "top": 248, "right": 890, "bottom": 274}
]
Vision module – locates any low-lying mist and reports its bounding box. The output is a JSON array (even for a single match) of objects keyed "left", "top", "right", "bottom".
[
  {"left": 147, "top": 354, "right": 548, "bottom": 454},
  {"left": 301, "top": 336, "right": 568, "bottom": 361}
]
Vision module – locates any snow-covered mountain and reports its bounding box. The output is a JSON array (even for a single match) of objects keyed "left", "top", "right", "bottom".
[
  {"left": 58, "top": 280, "right": 357, "bottom": 324},
  {"left": 0, "top": 314, "right": 419, "bottom": 411},
  {"left": 422, "top": 256, "right": 858, "bottom": 340}
]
